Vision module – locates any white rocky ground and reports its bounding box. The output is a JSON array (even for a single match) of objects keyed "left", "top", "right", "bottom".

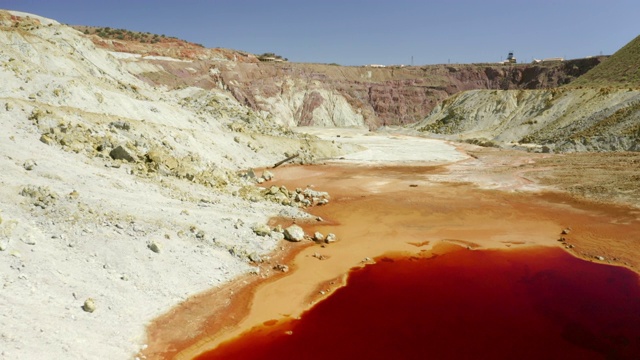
[
  {"left": 296, "top": 127, "right": 467, "bottom": 164},
  {"left": 0, "top": 10, "right": 314, "bottom": 360},
  {"left": 0, "top": 11, "right": 469, "bottom": 360}
]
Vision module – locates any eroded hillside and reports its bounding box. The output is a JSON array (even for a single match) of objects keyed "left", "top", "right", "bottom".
[
  {"left": 414, "top": 88, "right": 640, "bottom": 152},
  {"left": 0, "top": 10, "right": 350, "bottom": 360},
  {"left": 79, "top": 28, "right": 602, "bottom": 129}
]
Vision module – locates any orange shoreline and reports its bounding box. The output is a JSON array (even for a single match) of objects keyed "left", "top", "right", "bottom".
[{"left": 140, "top": 163, "right": 640, "bottom": 360}]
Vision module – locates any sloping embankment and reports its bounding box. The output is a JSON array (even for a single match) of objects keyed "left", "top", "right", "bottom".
[{"left": 414, "top": 88, "right": 640, "bottom": 152}]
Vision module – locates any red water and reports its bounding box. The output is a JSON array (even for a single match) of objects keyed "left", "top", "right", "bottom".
[{"left": 196, "top": 246, "right": 640, "bottom": 360}]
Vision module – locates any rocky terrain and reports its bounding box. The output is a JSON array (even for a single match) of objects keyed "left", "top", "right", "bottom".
[
  {"left": 1, "top": 8, "right": 639, "bottom": 360},
  {"left": 204, "top": 59, "right": 602, "bottom": 129},
  {"left": 81, "top": 27, "right": 603, "bottom": 129},
  {"left": 413, "top": 87, "right": 640, "bottom": 152},
  {"left": 0, "top": 10, "right": 353, "bottom": 360}
]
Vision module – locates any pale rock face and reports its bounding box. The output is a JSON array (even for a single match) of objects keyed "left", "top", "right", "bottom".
[
  {"left": 258, "top": 87, "right": 365, "bottom": 128},
  {"left": 415, "top": 88, "right": 640, "bottom": 152},
  {"left": 0, "top": 10, "right": 330, "bottom": 360}
]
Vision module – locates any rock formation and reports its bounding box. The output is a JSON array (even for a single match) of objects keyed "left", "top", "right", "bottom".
[
  {"left": 134, "top": 60, "right": 601, "bottom": 129},
  {"left": 83, "top": 28, "right": 602, "bottom": 130}
]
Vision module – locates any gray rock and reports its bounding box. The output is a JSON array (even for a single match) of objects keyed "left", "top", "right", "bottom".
[
  {"left": 313, "top": 232, "right": 325, "bottom": 242},
  {"left": 23, "top": 159, "right": 37, "bottom": 171},
  {"left": 284, "top": 224, "right": 305, "bottom": 242},
  {"left": 272, "top": 192, "right": 289, "bottom": 205},
  {"left": 274, "top": 264, "right": 289, "bottom": 272},
  {"left": 109, "top": 121, "right": 131, "bottom": 131},
  {"left": 39, "top": 134, "right": 55, "bottom": 146},
  {"left": 82, "top": 298, "right": 96, "bottom": 313},
  {"left": 270, "top": 232, "right": 285, "bottom": 241},
  {"left": 248, "top": 252, "right": 262, "bottom": 263},
  {"left": 147, "top": 241, "right": 162, "bottom": 253},
  {"left": 300, "top": 199, "right": 311, "bottom": 207},
  {"left": 325, "top": 233, "right": 337, "bottom": 244},
  {"left": 261, "top": 170, "right": 274, "bottom": 181},
  {"left": 109, "top": 145, "right": 136, "bottom": 162},
  {"left": 252, "top": 223, "right": 272, "bottom": 237},
  {"left": 596, "top": 256, "right": 605, "bottom": 261},
  {"left": 303, "top": 188, "right": 330, "bottom": 199}
]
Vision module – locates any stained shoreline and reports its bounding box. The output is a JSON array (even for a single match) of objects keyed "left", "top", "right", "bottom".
[
  {"left": 141, "top": 162, "right": 640, "bottom": 359},
  {"left": 198, "top": 245, "right": 640, "bottom": 359}
]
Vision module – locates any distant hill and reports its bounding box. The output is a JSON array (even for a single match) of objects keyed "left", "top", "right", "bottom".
[
  {"left": 570, "top": 34, "right": 640, "bottom": 88},
  {"left": 72, "top": 25, "right": 202, "bottom": 46},
  {"left": 71, "top": 25, "right": 258, "bottom": 63}
]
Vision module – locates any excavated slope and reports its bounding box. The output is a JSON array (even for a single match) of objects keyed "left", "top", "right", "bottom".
[
  {"left": 414, "top": 88, "right": 640, "bottom": 152},
  {"left": 133, "top": 59, "right": 601, "bottom": 129},
  {"left": 86, "top": 28, "right": 602, "bottom": 130},
  {"left": 73, "top": 21, "right": 606, "bottom": 131}
]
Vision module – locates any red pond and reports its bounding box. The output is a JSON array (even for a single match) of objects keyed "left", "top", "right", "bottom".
[{"left": 197, "top": 246, "right": 640, "bottom": 360}]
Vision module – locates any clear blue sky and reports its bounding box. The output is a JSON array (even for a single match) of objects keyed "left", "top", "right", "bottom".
[{"left": 2, "top": 0, "right": 639, "bottom": 66}]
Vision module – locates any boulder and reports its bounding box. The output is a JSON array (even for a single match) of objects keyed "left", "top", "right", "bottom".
[
  {"left": 39, "top": 134, "right": 55, "bottom": 145},
  {"left": 82, "top": 298, "right": 96, "bottom": 313},
  {"left": 252, "top": 224, "right": 272, "bottom": 237},
  {"left": 147, "top": 241, "right": 162, "bottom": 253},
  {"left": 248, "top": 252, "right": 262, "bottom": 262},
  {"left": 303, "top": 188, "right": 330, "bottom": 199},
  {"left": 261, "top": 170, "right": 274, "bottom": 181},
  {"left": 284, "top": 224, "right": 305, "bottom": 242},
  {"left": 109, "top": 121, "right": 131, "bottom": 131},
  {"left": 109, "top": 145, "right": 136, "bottom": 162},
  {"left": 23, "top": 160, "right": 37, "bottom": 171}
]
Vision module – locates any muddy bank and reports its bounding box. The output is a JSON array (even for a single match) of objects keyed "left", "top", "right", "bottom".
[{"left": 142, "top": 162, "right": 640, "bottom": 359}]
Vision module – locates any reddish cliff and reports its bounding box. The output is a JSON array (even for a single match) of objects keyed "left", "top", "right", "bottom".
[
  {"left": 208, "top": 59, "right": 603, "bottom": 128},
  {"left": 84, "top": 31, "right": 602, "bottom": 128}
]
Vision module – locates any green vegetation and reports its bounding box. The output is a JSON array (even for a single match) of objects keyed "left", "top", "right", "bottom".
[
  {"left": 257, "top": 52, "right": 287, "bottom": 62},
  {"left": 71, "top": 25, "right": 200, "bottom": 45},
  {"left": 569, "top": 34, "right": 640, "bottom": 88},
  {"left": 418, "top": 108, "right": 464, "bottom": 133}
]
